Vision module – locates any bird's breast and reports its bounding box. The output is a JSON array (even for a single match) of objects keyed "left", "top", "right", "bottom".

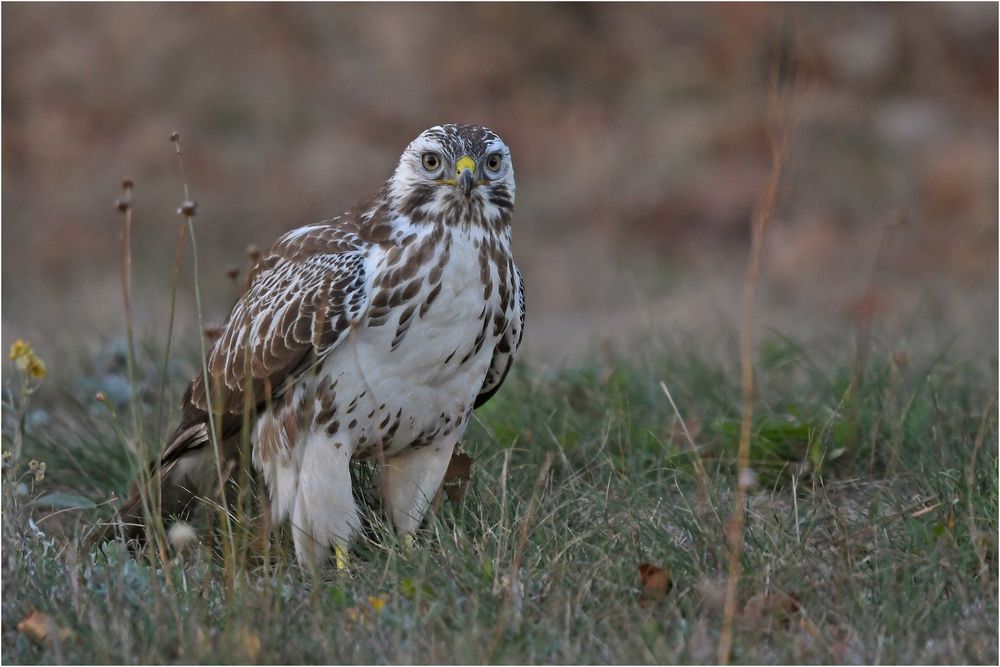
[{"left": 295, "top": 223, "right": 516, "bottom": 459}]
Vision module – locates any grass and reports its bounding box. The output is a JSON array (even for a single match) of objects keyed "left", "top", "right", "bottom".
[{"left": 2, "top": 333, "right": 996, "bottom": 664}]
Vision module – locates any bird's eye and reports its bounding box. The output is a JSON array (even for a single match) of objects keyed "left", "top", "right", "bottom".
[
  {"left": 486, "top": 152, "right": 503, "bottom": 172},
  {"left": 421, "top": 152, "right": 441, "bottom": 171}
]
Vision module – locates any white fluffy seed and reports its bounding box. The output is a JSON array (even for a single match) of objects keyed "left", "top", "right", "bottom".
[
  {"left": 168, "top": 521, "right": 197, "bottom": 550},
  {"left": 738, "top": 468, "right": 758, "bottom": 490}
]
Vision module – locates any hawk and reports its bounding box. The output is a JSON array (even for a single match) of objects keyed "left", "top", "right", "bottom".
[{"left": 103, "top": 124, "right": 524, "bottom": 568}]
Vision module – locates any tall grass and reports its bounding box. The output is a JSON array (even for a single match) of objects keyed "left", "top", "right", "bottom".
[{"left": 3, "top": 335, "right": 996, "bottom": 663}]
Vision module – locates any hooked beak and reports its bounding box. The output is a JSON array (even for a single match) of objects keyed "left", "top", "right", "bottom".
[
  {"left": 455, "top": 155, "right": 476, "bottom": 198},
  {"left": 458, "top": 168, "right": 474, "bottom": 197}
]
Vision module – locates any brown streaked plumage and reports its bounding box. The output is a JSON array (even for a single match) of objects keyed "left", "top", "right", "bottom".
[{"left": 91, "top": 124, "right": 524, "bottom": 568}]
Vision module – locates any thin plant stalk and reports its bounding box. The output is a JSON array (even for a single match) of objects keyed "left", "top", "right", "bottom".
[
  {"left": 116, "top": 180, "right": 143, "bottom": 441},
  {"left": 659, "top": 379, "right": 716, "bottom": 522},
  {"left": 717, "top": 64, "right": 799, "bottom": 664},
  {"left": 966, "top": 394, "right": 996, "bottom": 582},
  {"left": 114, "top": 184, "right": 187, "bottom": 628},
  {"left": 486, "top": 451, "right": 555, "bottom": 660},
  {"left": 155, "top": 217, "right": 189, "bottom": 442},
  {"left": 171, "top": 132, "right": 238, "bottom": 583},
  {"left": 115, "top": 181, "right": 169, "bottom": 561}
]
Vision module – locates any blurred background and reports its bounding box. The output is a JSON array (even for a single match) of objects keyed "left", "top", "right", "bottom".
[{"left": 2, "top": 3, "right": 997, "bottom": 370}]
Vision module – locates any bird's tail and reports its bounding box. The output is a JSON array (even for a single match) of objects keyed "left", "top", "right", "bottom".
[{"left": 83, "top": 417, "right": 227, "bottom": 553}]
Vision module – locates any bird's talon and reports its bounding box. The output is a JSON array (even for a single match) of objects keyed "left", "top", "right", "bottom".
[{"left": 335, "top": 544, "right": 349, "bottom": 571}]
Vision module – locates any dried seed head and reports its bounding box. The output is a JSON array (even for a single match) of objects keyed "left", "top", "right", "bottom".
[
  {"left": 170, "top": 131, "right": 181, "bottom": 143},
  {"left": 121, "top": 178, "right": 134, "bottom": 190},
  {"left": 95, "top": 391, "right": 106, "bottom": 402},
  {"left": 177, "top": 200, "right": 198, "bottom": 217},
  {"left": 226, "top": 266, "right": 240, "bottom": 280},
  {"left": 168, "top": 521, "right": 197, "bottom": 550},
  {"left": 115, "top": 198, "right": 131, "bottom": 213},
  {"left": 738, "top": 468, "right": 758, "bottom": 491}
]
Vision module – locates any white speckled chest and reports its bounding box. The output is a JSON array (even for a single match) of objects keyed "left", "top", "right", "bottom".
[{"left": 307, "top": 224, "right": 516, "bottom": 459}]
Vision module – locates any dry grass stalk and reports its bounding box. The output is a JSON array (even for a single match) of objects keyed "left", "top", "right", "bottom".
[
  {"left": 717, "top": 63, "right": 801, "bottom": 664},
  {"left": 114, "top": 179, "right": 169, "bottom": 562},
  {"left": 659, "top": 380, "right": 715, "bottom": 521},
  {"left": 966, "top": 394, "right": 996, "bottom": 582},
  {"left": 115, "top": 179, "right": 139, "bottom": 437},
  {"left": 487, "top": 451, "right": 555, "bottom": 658},
  {"left": 171, "top": 131, "right": 238, "bottom": 583},
  {"left": 154, "top": 199, "right": 190, "bottom": 443}
]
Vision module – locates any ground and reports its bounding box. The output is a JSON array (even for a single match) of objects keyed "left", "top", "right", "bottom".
[{"left": 2, "top": 334, "right": 996, "bottom": 664}]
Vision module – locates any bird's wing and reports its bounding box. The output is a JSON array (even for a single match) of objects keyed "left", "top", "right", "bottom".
[
  {"left": 474, "top": 264, "right": 525, "bottom": 408},
  {"left": 164, "top": 220, "right": 373, "bottom": 463}
]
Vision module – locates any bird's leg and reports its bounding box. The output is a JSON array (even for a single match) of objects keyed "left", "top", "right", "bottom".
[
  {"left": 292, "top": 431, "right": 359, "bottom": 570},
  {"left": 382, "top": 428, "right": 462, "bottom": 542},
  {"left": 334, "top": 544, "right": 349, "bottom": 571}
]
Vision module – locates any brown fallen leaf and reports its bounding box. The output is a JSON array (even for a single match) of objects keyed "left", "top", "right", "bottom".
[
  {"left": 442, "top": 450, "right": 473, "bottom": 502},
  {"left": 637, "top": 563, "right": 672, "bottom": 607},
  {"left": 741, "top": 591, "right": 803, "bottom": 632},
  {"left": 17, "top": 610, "right": 72, "bottom": 646},
  {"left": 239, "top": 629, "right": 261, "bottom": 661},
  {"left": 799, "top": 614, "right": 821, "bottom": 640}
]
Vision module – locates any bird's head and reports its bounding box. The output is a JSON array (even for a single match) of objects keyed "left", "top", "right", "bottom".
[{"left": 388, "top": 124, "right": 515, "bottom": 227}]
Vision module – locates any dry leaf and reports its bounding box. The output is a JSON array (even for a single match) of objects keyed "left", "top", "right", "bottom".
[
  {"left": 637, "top": 563, "right": 672, "bottom": 607},
  {"left": 798, "top": 615, "right": 821, "bottom": 640},
  {"left": 17, "top": 610, "right": 72, "bottom": 646},
  {"left": 741, "top": 592, "right": 802, "bottom": 632},
  {"left": 239, "top": 629, "right": 261, "bottom": 660},
  {"left": 442, "top": 450, "right": 473, "bottom": 502}
]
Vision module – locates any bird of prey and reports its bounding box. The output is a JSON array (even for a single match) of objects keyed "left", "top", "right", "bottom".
[{"left": 103, "top": 124, "right": 524, "bottom": 569}]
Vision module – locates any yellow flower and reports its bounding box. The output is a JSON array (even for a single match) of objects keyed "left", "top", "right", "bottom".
[
  {"left": 9, "top": 339, "right": 30, "bottom": 362},
  {"left": 9, "top": 339, "right": 46, "bottom": 380},
  {"left": 25, "top": 356, "right": 47, "bottom": 380},
  {"left": 368, "top": 595, "right": 388, "bottom": 615},
  {"left": 344, "top": 595, "right": 389, "bottom": 626}
]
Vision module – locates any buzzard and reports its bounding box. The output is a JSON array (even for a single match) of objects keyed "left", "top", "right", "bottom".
[{"left": 103, "top": 124, "right": 524, "bottom": 569}]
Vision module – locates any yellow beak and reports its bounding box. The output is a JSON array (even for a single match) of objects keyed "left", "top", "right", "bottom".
[{"left": 455, "top": 155, "right": 476, "bottom": 197}]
